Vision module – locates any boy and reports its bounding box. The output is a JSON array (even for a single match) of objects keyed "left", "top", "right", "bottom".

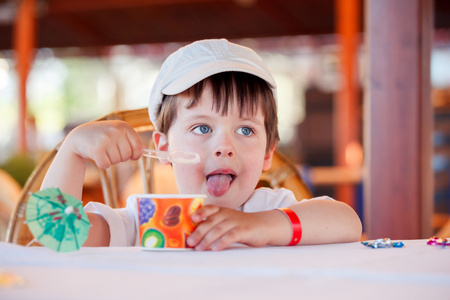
[{"left": 41, "top": 39, "right": 362, "bottom": 250}]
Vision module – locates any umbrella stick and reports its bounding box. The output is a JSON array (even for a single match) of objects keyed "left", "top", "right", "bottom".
[{"left": 25, "top": 238, "right": 37, "bottom": 247}]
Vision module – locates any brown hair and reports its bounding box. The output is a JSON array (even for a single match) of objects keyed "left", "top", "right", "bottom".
[{"left": 155, "top": 72, "right": 279, "bottom": 152}]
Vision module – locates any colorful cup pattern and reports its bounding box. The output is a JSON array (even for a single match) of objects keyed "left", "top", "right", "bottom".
[{"left": 137, "top": 196, "right": 203, "bottom": 248}]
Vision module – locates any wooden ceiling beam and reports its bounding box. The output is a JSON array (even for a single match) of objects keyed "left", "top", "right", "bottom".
[
  {"left": 46, "top": 0, "right": 220, "bottom": 13},
  {"left": 45, "top": 14, "right": 111, "bottom": 46}
]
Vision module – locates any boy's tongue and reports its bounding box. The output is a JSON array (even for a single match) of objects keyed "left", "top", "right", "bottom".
[{"left": 207, "top": 174, "right": 232, "bottom": 197}]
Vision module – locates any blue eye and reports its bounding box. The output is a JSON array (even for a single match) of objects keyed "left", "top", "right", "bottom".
[
  {"left": 193, "top": 125, "right": 211, "bottom": 134},
  {"left": 237, "top": 127, "right": 253, "bottom": 136}
]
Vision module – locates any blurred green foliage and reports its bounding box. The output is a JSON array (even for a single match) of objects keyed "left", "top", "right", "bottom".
[{"left": 0, "top": 153, "right": 36, "bottom": 187}]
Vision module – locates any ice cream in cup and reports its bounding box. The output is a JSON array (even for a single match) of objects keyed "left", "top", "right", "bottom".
[{"left": 136, "top": 194, "right": 205, "bottom": 250}]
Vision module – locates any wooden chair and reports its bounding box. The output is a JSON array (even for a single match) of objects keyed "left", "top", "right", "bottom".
[
  {"left": 0, "top": 169, "right": 22, "bottom": 241},
  {"left": 6, "top": 108, "right": 312, "bottom": 245}
]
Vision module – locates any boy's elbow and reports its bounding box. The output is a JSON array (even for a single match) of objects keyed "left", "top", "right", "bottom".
[
  {"left": 343, "top": 205, "right": 363, "bottom": 242},
  {"left": 329, "top": 200, "right": 362, "bottom": 243},
  {"left": 348, "top": 217, "right": 363, "bottom": 242},
  {"left": 84, "top": 212, "right": 111, "bottom": 247}
]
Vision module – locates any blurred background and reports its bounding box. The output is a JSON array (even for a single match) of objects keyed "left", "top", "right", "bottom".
[{"left": 0, "top": 0, "right": 449, "bottom": 241}]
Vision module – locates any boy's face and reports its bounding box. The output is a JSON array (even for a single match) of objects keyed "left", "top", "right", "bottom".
[{"left": 154, "top": 84, "right": 275, "bottom": 209}]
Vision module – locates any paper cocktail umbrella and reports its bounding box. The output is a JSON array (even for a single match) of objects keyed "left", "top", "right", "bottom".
[{"left": 25, "top": 188, "right": 90, "bottom": 252}]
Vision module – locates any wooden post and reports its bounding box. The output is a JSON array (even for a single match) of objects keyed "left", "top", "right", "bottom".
[
  {"left": 14, "top": 0, "right": 36, "bottom": 153},
  {"left": 364, "top": 0, "right": 433, "bottom": 239}
]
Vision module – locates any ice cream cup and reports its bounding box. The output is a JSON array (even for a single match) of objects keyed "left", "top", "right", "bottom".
[{"left": 136, "top": 194, "right": 205, "bottom": 249}]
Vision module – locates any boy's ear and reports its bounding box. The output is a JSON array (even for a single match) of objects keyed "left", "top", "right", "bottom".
[
  {"left": 262, "top": 143, "right": 277, "bottom": 171},
  {"left": 152, "top": 131, "right": 171, "bottom": 165}
]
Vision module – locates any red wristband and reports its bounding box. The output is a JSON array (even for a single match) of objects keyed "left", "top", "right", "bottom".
[{"left": 277, "top": 207, "right": 302, "bottom": 246}]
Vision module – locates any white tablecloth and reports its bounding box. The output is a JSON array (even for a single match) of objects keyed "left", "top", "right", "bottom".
[{"left": 1, "top": 240, "right": 449, "bottom": 300}]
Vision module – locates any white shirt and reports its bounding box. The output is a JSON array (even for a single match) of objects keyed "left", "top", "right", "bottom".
[{"left": 84, "top": 188, "right": 333, "bottom": 247}]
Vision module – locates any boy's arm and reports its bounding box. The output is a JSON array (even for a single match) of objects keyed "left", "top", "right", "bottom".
[
  {"left": 41, "top": 140, "right": 90, "bottom": 202},
  {"left": 40, "top": 120, "right": 144, "bottom": 246},
  {"left": 284, "top": 199, "right": 362, "bottom": 245},
  {"left": 188, "top": 199, "right": 362, "bottom": 250},
  {"left": 238, "top": 198, "right": 362, "bottom": 246}
]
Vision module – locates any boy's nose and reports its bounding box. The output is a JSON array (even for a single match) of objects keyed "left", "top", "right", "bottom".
[{"left": 213, "top": 134, "right": 235, "bottom": 158}]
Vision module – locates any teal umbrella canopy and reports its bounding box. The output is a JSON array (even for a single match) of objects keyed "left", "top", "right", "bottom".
[{"left": 26, "top": 188, "right": 90, "bottom": 252}]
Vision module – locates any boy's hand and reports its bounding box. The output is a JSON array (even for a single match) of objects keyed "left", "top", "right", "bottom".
[
  {"left": 187, "top": 205, "right": 280, "bottom": 251},
  {"left": 64, "top": 120, "right": 144, "bottom": 169}
]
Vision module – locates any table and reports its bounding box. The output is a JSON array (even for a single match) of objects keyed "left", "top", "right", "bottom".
[{"left": 1, "top": 240, "right": 449, "bottom": 300}]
